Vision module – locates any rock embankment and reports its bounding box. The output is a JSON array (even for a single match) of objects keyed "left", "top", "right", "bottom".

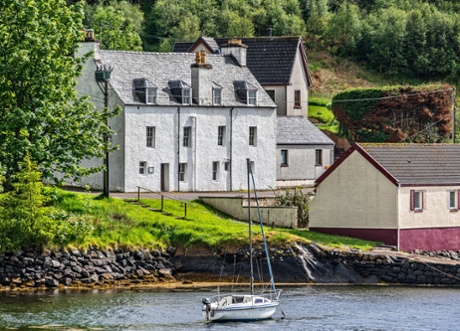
[{"left": 0, "top": 247, "right": 176, "bottom": 290}]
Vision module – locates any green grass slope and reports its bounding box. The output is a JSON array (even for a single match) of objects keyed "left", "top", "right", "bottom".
[{"left": 48, "top": 189, "right": 378, "bottom": 252}]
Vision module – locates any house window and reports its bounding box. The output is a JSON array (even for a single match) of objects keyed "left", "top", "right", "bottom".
[
  {"left": 315, "top": 149, "right": 322, "bottom": 166},
  {"left": 178, "top": 163, "right": 187, "bottom": 182},
  {"left": 146, "top": 88, "right": 157, "bottom": 104},
  {"left": 183, "top": 126, "right": 191, "bottom": 147},
  {"left": 249, "top": 126, "right": 257, "bottom": 146},
  {"left": 212, "top": 161, "right": 219, "bottom": 181},
  {"left": 266, "top": 90, "right": 275, "bottom": 102},
  {"left": 294, "top": 90, "right": 301, "bottom": 108},
  {"left": 182, "top": 89, "right": 191, "bottom": 104},
  {"left": 224, "top": 161, "right": 230, "bottom": 171},
  {"left": 139, "top": 161, "right": 147, "bottom": 174},
  {"left": 448, "top": 190, "right": 460, "bottom": 211},
  {"left": 281, "top": 150, "right": 288, "bottom": 166},
  {"left": 218, "top": 126, "right": 225, "bottom": 146},
  {"left": 410, "top": 190, "right": 424, "bottom": 211},
  {"left": 213, "top": 88, "right": 222, "bottom": 105},
  {"left": 146, "top": 126, "right": 155, "bottom": 148},
  {"left": 248, "top": 90, "right": 257, "bottom": 105}
]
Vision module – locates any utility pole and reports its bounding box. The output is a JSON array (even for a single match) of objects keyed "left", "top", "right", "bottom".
[{"left": 95, "top": 65, "right": 113, "bottom": 198}]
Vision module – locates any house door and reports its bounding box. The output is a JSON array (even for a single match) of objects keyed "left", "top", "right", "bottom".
[{"left": 161, "top": 163, "right": 169, "bottom": 192}]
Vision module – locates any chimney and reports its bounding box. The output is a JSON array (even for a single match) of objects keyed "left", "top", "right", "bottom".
[
  {"left": 191, "top": 49, "right": 213, "bottom": 105},
  {"left": 220, "top": 39, "right": 247, "bottom": 67},
  {"left": 76, "top": 28, "right": 100, "bottom": 60}
]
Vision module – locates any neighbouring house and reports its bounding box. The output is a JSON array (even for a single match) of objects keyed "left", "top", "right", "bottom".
[
  {"left": 173, "top": 36, "right": 313, "bottom": 118},
  {"left": 276, "top": 116, "right": 334, "bottom": 187},
  {"left": 74, "top": 30, "right": 277, "bottom": 192},
  {"left": 309, "top": 143, "right": 460, "bottom": 251}
]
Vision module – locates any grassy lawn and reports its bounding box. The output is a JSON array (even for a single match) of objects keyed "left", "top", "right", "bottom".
[
  {"left": 309, "top": 98, "right": 340, "bottom": 134},
  {"left": 49, "top": 189, "right": 378, "bottom": 252}
]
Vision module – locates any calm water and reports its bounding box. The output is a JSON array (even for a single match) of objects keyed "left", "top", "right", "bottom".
[{"left": 0, "top": 286, "right": 459, "bottom": 331}]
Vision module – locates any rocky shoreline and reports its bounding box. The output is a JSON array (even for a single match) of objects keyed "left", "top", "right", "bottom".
[
  {"left": 0, "top": 247, "right": 177, "bottom": 291},
  {"left": 2, "top": 244, "right": 460, "bottom": 291}
]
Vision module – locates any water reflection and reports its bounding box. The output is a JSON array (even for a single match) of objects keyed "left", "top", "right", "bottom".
[{"left": 0, "top": 286, "right": 459, "bottom": 331}]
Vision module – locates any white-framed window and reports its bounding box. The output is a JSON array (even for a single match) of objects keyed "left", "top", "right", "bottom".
[
  {"left": 146, "top": 87, "right": 157, "bottom": 104},
  {"left": 248, "top": 90, "right": 257, "bottom": 105},
  {"left": 183, "top": 126, "right": 191, "bottom": 147},
  {"left": 448, "top": 190, "right": 459, "bottom": 211},
  {"left": 315, "top": 149, "right": 322, "bottom": 166},
  {"left": 213, "top": 88, "right": 222, "bottom": 105},
  {"left": 294, "top": 90, "right": 301, "bottom": 108},
  {"left": 218, "top": 126, "right": 225, "bottom": 146},
  {"left": 182, "top": 88, "right": 191, "bottom": 104},
  {"left": 146, "top": 126, "right": 155, "bottom": 148},
  {"left": 139, "top": 161, "right": 147, "bottom": 174},
  {"left": 178, "top": 163, "right": 187, "bottom": 182},
  {"left": 212, "top": 161, "right": 219, "bottom": 181},
  {"left": 249, "top": 126, "right": 257, "bottom": 146},
  {"left": 281, "top": 150, "right": 288, "bottom": 166},
  {"left": 224, "top": 161, "right": 230, "bottom": 171},
  {"left": 410, "top": 190, "right": 425, "bottom": 212}
]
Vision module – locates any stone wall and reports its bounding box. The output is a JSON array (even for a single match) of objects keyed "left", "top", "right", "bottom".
[{"left": 0, "top": 247, "right": 176, "bottom": 290}]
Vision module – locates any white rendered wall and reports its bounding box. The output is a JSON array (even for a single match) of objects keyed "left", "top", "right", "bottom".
[
  {"left": 122, "top": 105, "right": 277, "bottom": 192},
  {"left": 276, "top": 145, "right": 334, "bottom": 182},
  {"left": 399, "top": 186, "right": 460, "bottom": 229},
  {"left": 309, "top": 151, "right": 398, "bottom": 229},
  {"left": 285, "top": 50, "right": 310, "bottom": 117}
]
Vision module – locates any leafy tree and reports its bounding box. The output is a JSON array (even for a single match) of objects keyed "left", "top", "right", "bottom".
[
  {"left": 84, "top": 0, "right": 144, "bottom": 51},
  {"left": 0, "top": 156, "right": 55, "bottom": 253},
  {"left": 325, "top": 2, "right": 362, "bottom": 55},
  {"left": 300, "top": 0, "right": 329, "bottom": 36},
  {"left": 0, "top": 0, "right": 116, "bottom": 187}
]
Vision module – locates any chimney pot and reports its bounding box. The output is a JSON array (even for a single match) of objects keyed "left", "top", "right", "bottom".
[
  {"left": 200, "top": 49, "right": 207, "bottom": 64},
  {"left": 195, "top": 51, "right": 201, "bottom": 64}
]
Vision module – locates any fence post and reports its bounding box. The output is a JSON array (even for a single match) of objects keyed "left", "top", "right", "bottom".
[
  {"left": 184, "top": 203, "right": 187, "bottom": 219},
  {"left": 161, "top": 195, "right": 164, "bottom": 212},
  {"left": 137, "top": 186, "right": 140, "bottom": 201}
]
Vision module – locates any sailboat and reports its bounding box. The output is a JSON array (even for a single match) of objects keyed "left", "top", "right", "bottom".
[{"left": 201, "top": 158, "right": 282, "bottom": 322}]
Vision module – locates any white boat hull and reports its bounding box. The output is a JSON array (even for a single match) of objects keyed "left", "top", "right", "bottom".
[{"left": 202, "top": 294, "right": 279, "bottom": 322}]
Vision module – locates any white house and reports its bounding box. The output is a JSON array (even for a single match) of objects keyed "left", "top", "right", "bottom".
[
  {"left": 276, "top": 116, "right": 334, "bottom": 187},
  {"left": 173, "top": 36, "right": 313, "bottom": 118},
  {"left": 75, "top": 32, "right": 277, "bottom": 193},
  {"left": 309, "top": 143, "right": 460, "bottom": 251}
]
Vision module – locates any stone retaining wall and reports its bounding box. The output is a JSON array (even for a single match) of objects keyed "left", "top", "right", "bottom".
[
  {"left": 319, "top": 248, "right": 460, "bottom": 285},
  {"left": 0, "top": 247, "right": 176, "bottom": 290}
]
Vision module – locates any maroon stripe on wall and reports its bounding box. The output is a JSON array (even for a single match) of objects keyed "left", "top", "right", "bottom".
[
  {"left": 400, "top": 228, "right": 460, "bottom": 251},
  {"left": 310, "top": 228, "right": 397, "bottom": 246}
]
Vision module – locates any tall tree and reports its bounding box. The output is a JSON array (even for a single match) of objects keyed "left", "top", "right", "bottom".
[
  {"left": 0, "top": 0, "right": 116, "bottom": 187},
  {"left": 84, "top": 0, "right": 144, "bottom": 51}
]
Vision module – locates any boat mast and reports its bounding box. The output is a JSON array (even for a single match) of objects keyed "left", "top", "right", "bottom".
[
  {"left": 247, "top": 158, "right": 254, "bottom": 295},
  {"left": 249, "top": 161, "right": 277, "bottom": 298}
]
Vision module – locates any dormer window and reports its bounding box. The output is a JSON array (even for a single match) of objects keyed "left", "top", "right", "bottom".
[
  {"left": 133, "top": 78, "right": 157, "bottom": 104},
  {"left": 182, "top": 88, "right": 191, "bottom": 104},
  {"left": 168, "top": 80, "right": 192, "bottom": 105},
  {"left": 234, "top": 80, "right": 257, "bottom": 106},
  {"left": 248, "top": 90, "right": 257, "bottom": 105},
  {"left": 146, "top": 88, "right": 157, "bottom": 104},
  {"left": 213, "top": 82, "right": 223, "bottom": 105}
]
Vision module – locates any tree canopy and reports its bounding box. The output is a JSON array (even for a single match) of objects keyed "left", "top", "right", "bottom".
[{"left": 0, "top": 0, "right": 116, "bottom": 187}]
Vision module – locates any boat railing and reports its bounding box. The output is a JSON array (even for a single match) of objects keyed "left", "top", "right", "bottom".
[{"left": 207, "top": 289, "right": 281, "bottom": 304}]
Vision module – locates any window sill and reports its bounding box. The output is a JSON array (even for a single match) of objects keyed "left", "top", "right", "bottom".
[
  {"left": 315, "top": 164, "right": 322, "bottom": 167},
  {"left": 281, "top": 164, "right": 288, "bottom": 167},
  {"left": 413, "top": 209, "right": 423, "bottom": 213},
  {"left": 450, "top": 209, "right": 458, "bottom": 213},
  {"left": 294, "top": 106, "right": 302, "bottom": 109}
]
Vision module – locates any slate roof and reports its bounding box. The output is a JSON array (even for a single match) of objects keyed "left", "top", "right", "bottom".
[
  {"left": 277, "top": 117, "right": 334, "bottom": 145},
  {"left": 359, "top": 143, "right": 460, "bottom": 185},
  {"left": 173, "top": 36, "right": 312, "bottom": 86},
  {"left": 97, "top": 50, "right": 276, "bottom": 108}
]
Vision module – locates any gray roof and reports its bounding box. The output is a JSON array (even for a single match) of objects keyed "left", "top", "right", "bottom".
[
  {"left": 97, "top": 50, "right": 276, "bottom": 108},
  {"left": 277, "top": 117, "right": 334, "bottom": 145},
  {"left": 173, "top": 36, "right": 312, "bottom": 86},
  {"left": 359, "top": 143, "right": 460, "bottom": 185}
]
